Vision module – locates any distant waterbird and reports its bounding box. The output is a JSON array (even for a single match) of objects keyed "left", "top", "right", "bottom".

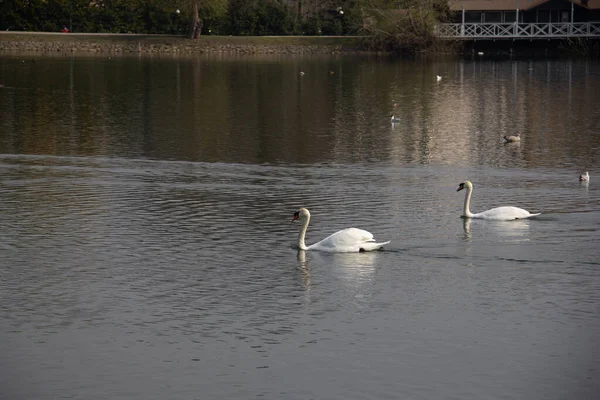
[
  {"left": 579, "top": 171, "right": 590, "bottom": 182},
  {"left": 503, "top": 134, "right": 521, "bottom": 143},
  {"left": 390, "top": 115, "right": 400, "bottom": 123}
]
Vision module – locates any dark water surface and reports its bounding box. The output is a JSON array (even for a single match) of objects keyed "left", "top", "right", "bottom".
[{"left": 0, "top": 53, "right": 599, "bottom": 400}]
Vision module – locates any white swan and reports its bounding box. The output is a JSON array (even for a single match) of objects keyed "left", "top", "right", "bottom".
[
  {"left": 436, "top": 75, "right": 442, "bottom": 81},
  {"left": 503, "top": 134, "right": 520, "bottom": 142},
  {"left": 390, "top": 114, "right": 400, "bottom": 123},
  {"left": 579, "top": 171, "right": 589, "bottom": 182},
  {"left": 457, "top": 181, "right": 541, "bottom": 220},
  {"left": 292, "top": 208, "right": 390, "bottom": 252}
]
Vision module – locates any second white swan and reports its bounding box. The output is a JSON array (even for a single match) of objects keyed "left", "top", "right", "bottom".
[
  {"left": 292, "top": 208, "right": 390, "bottom": 252},
  {"left": 457, "top": 181, "right": 541, "bottom": 220}
]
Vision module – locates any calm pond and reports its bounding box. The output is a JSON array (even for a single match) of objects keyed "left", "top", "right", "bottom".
[{"left": 0, "top": 52, "right": 599, "bottom": 400}]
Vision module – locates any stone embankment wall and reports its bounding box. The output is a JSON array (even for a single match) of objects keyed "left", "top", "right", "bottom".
[{"left": 0, "top": 33, "right": 365, "bottom": 55}]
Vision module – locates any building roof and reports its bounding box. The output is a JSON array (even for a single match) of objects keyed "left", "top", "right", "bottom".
[{"left": 448, "top": 0, "right": 600, "bottom": 11}]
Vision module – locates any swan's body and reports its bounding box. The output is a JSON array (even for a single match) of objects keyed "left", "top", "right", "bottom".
[
  {"left": 292, "top": 208, "right": 389, "bottom": 252},
  {"left": 390, "top": 114, "right": 400, "bottom": 123},
  {"left": 579, "top": 171, "right": 589, "bottom": 182},
  {"left": 457, "top": 181, "right": 540, "bottom": 221},
  {"left": 503, "top": 134, "right": 520, "bottom": 142}
]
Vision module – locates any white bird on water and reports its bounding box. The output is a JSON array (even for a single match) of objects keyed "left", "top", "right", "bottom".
[
  {"left": 390, "top": 114, "right": 400, "bottom": 123},
  {"left": 503, "top": 134, "right": 521, "bottom": 142},
  {"left": 579, "top": 171, "right": 590, "bottom": 182},
  {"left": 436, "top": 75, "right": 442, "bottom": 81},
  {"left": 456, "top": 181, "right": 541, "bottom": 221},
  {"left": 292, "top": 208, "right": 390, "bottom": 252}
]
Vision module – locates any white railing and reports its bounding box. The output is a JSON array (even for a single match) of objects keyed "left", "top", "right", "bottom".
[{"left": 436, "top": 22, "right": 600, "bottom": 39}]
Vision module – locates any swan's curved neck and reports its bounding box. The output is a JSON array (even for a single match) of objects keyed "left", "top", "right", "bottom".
[
  {"left": 298, "top": 214, "right": 310, "bottom": 250},
  {"left": 463, "top": 187, "right": 474, "bottom": 218}
]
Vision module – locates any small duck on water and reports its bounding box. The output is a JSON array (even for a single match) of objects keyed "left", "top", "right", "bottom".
[
  {"left": 503, "top": 134, "right": 521, "bottom": 142},
  {"left": 390, "top": 115, "right": 400, "bottom": 123}
]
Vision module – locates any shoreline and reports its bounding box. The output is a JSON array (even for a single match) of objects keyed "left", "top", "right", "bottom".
[
  {"left": 2, "top": 32, "right": 594, "bottom": 58},
  {"left": 0, "top": 32, "right": 369, "bottom": 55}
]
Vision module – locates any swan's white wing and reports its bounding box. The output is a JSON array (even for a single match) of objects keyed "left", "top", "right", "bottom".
[
  {"left": 473, "top": 206, "right": 540, "bottom": 221},
  {"left": 308, "top": 228, "right": 388, "bottom": 253},
  {"left": 310, "top": 228, "right": 373, "bottom": 250}
]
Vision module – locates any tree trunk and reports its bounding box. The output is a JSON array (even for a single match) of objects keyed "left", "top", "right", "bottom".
[{"left": 188, "top": 0, "right": 203, "bottom": 39}]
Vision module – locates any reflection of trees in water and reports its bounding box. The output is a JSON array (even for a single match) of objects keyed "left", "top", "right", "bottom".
[{"left": 3, "top": 57, "right": 598, "bottom": 167}]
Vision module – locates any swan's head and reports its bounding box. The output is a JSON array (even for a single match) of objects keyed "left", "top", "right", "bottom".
[
  {"left": 292, "top": 207, "right": 310, "bottom": 222},
  {"left": 457, "top": 181, "right": 473, "bottom": 192}
]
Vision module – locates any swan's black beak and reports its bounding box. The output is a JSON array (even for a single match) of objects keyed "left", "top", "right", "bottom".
[
  {"left": 292, "top": 211, "right": 300, "bottom": 222},
  {"left": 457, "top": 183, "right": 465, "bottom": 192}
]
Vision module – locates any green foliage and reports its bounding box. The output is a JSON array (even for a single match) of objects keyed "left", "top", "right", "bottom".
[
  {"left": 223, "top": 0, "right": 259, "bottom": 35},
  {"left": 360, "top": 0, "right": 450, "bottom": 53},
  {"left": 255, "top": 0, "right": 296, "bottom": 35},
  {"left": 0, "top": 0, "right": 186, "bottom": 33},
  {"left": 223, "top": 0, "right": 297, "bottom": 36},
  {"left": 299, "top": 0, "right": 364, "bottom": 36},
  {"left": 0, "top": 0, "right": 449, "bottom": 50},
  {"left": 1, "top": 0, "right": 65, "bottom": 31}
]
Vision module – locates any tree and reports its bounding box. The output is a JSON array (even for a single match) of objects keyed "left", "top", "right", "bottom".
[
  {"left": 357, "top": 0, "right": 451, "bottom": 53},
  {"left": 171, "top": 0, "right": 227, "bottom": 38}
]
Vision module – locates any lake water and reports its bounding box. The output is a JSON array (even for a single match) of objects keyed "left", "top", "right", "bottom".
[{"left": 0, "top": 52, "right": 599, "bottom": 400}]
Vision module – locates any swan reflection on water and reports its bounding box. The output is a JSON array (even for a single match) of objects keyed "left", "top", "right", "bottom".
[
  {"left": 462, "top": 217, "right": 532, "bottom": 242},
  {"left": 321, "top": 252, "right": 377, "bottom": 286},
  {"left": 296, "top": 250, "right": 311, "bottom": 288},
  {"left": 296, "top": 249, "right": 377, "bottom": 284}
]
